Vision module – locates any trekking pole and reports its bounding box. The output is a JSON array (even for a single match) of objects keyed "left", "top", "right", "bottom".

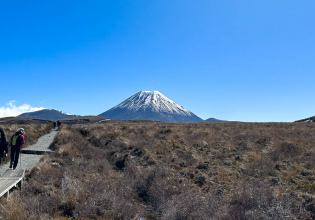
[{"left": 20, "top": 150, "right": 21, "bottom": 169}]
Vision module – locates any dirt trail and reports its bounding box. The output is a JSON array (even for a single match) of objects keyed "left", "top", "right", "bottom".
[{"left": 0, "top": 130, "right": 58, "bottom": 175}]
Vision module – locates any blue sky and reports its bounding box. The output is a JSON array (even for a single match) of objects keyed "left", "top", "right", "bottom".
[{"left": 0, "top": 0, "right": 314, "bottom": 122}]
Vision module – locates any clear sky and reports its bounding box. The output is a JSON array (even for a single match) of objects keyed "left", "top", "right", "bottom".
[{"left": 1, "top": 0, "right": 314, "bottom": 122}]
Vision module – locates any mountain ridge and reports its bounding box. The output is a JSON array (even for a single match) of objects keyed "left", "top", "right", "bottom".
[
  {"left": 295, "top": 116, "right": 315, "bottom": 122},
  {"left": 99, "top": 91, "right": 203, "bottom": 122},
  {"left": 18, "top": 109, "right": 80, "bottom": 120},
  {"left": 204, "top": 117, "right": 228, "bottom": 123}
]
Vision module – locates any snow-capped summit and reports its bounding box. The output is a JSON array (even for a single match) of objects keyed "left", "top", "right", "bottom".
[
  {"left": 99, "top": 91, "right": 203, "bottom": 122},
  {"left": 117, "top": 91, "right": 192, "bottom": 114}
]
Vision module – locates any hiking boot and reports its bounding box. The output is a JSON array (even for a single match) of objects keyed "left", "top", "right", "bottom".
[{"left": 9, "top": 164, "right": 12, "bottom": 168}]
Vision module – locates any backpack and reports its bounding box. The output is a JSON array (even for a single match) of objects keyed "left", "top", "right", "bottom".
[
  {"left": 12, "top": 134, "right": 22, "bottom": 146},
  {"left": 0, "top": 138, "right": 7, "bottom": 152}
]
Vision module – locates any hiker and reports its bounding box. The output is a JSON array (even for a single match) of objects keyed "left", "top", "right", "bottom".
[
  {"left": 0, "top": 126, "right": 8, "bottom": 164},
  {"left": 53, "top": 121, "right": 56, "bottom": 129},
  {"left": 9, "top": 128, "right": 25, "bottom": 169},
  {"left": 57, "top": 120, "right": 61, "bottom": 129}
]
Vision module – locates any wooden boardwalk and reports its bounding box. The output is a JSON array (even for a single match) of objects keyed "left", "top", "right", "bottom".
[
  {"left": 0, "top": 130, "right": 58, "bottom": 199},
  {"left": 0, "top": 169, "right": 25, "bottom": 199}
]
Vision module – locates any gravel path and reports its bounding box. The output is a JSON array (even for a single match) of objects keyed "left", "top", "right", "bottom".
[{"left": 0, "top": 130, "right": 59, "bottom": 175}]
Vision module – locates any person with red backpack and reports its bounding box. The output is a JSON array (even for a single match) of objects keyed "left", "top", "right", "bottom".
[{"left": 9, "top": 128, "right": 25, "bottom": 169}]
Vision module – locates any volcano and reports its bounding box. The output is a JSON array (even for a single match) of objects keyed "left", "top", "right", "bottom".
[{"left": 99, "top": 91, "right": 203, "bottom": 122}]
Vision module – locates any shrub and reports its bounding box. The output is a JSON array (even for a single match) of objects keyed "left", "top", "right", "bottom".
[{"left": 1, "top": 122, "right": 315, "bottom": 219}]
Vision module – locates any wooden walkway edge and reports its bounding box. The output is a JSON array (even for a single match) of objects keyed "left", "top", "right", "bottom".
[
  {"left": 21, "top": 149, "right": 52, "bottom": 155},
  {"left": 0, "top": 169, "right": 25, "bottom": 199}
]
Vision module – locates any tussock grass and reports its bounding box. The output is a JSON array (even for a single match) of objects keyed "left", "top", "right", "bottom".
[{"left": 0, "top": 122, "right": 315, "bottom": 219}]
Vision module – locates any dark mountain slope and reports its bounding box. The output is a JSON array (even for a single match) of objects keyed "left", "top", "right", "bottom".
[{"left": 18, "top": 109, "right": 79, "bottom": 120}]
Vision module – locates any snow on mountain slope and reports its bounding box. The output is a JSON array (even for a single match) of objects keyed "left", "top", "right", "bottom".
[
  {"left": 117, "top": 91, "right": 194, "bottom": 116},
  {"left": 295, "top": 116, "right": 315, "bottom": 122},
  {"left": 99, "top": 91, "right": 203, "bottom": 122}
]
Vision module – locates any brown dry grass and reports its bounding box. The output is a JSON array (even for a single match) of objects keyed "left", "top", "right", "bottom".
[{"left": 0, "top": 122, "right": 315, "bottom": 219}]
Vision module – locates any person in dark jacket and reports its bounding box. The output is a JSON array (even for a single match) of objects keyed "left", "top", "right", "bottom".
[
  {"left": 9, "top": 128, "right": 25, "bottom": 169},
  {"left": 0, "top": 126, "right": 8, "bottom": 164},
  {"left": 57, "top": 120, "right": 61, "bottom": 130}
]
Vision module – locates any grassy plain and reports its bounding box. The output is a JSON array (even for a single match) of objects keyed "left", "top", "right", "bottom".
[{"left": 0, "top": 121, "right": 315, "bottom": 219}]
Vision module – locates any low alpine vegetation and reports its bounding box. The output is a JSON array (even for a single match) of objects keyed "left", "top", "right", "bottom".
[{"left": 0, "top": 122, "right": 315, "bottom": 219}]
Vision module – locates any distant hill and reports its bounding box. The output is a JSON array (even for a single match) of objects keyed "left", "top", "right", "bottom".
[
  {"left": 204, "top": 118, "right": 228, "bottom": 123},
  {"left": 99, "top": 91, "right": 203, "bottom": 122},
  {"left": 18, "top": 109, "right": 79, "bottom": 120},
  {"left": 295, "top": 116, "right": 315, "bottom": 122}
]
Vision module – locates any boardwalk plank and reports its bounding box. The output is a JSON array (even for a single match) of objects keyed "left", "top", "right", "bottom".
[
  {"left": 1, "top": 169, "right": 25, "bottom": 178},
  {"left": 0, "top": 169, "right": 25, "bottom": 198}
]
